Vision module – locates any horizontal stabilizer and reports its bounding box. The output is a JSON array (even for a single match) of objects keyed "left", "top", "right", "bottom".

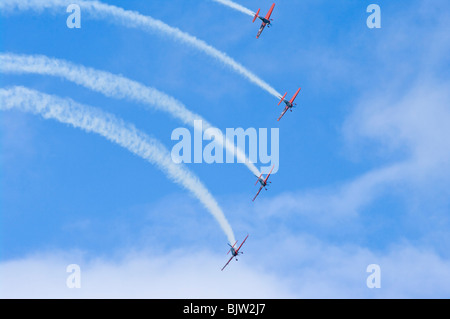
[
  {"left": 252, "top": 9, "right": 260, "bottom": 23},
  {"left": 278, "top": 92, "right": 287, "bottom": 105},
  {"left": 255, "top": 174, "right": 262, "bottom": 185}
]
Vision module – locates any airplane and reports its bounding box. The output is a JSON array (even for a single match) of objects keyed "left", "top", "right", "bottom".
[
  {"left": 277, "top": 88, "right": 301, "bottom": 121},
  {"left": 252, "top": 165, "right": 274, "bottom": 202},
  {"left": 221, "top": 234, "right": 249, "bottom": 271},
  {"left": 252, "top": 3, "right": 275, "bottom": 39}
]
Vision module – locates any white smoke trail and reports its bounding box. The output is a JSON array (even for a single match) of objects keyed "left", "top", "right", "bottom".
[
  {"left": 211, "top": 0, "right": 255, "bottom": 17},
  {"left": 0, "top": 0, "right": 282, "bottom": 100},
  {"left": 0, "top": 52, "right": 262, "bottom": 177},
  {"left": 0, "top": 86, "right": 236, "bottom": 244}
]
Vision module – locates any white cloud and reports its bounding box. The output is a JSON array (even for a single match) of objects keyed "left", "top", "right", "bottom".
[
  {"left": 1, "top": 236, "right": 449, "bottom": 298},
  {"left": 344, "top": 81, "right": 450, "bottom": 171},
  {"left": 0, "top": 249, "right": 294, "bottom": 298}
]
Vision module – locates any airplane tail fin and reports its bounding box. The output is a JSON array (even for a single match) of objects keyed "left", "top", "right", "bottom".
[
  {"left": 252, "top": 9, "right": 260, "bottom": 23},
  {"left": 255, "top": 174, "right": 262, "bottom": 185},
  {"left": 278, "top": 92, "right": 287, "bottom": 105}
]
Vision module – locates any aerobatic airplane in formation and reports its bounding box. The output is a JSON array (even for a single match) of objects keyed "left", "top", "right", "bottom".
[
  {"left": 252, "top": 3, "right": 276, "bottom": 38},
  {"left": 220, "top": 2, "right": 302, "bottom": 270},
  {"left": 221, "top": 234, "right": 249, "bottom": 271},
  {"left": 252, "top": 165, "right": 275, "bottom": 202},
  {"left": 277, "top": 88, "right": 302, "bottom": 121}
]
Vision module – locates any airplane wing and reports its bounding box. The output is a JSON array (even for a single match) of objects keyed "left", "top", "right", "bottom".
[
  {"left": 221, "top": 255, "right": 234, "bottom": 271},
  {"left": 277, "top": 106, "right": 289, "bottom": 121},
  {"left": 263, "top": 165, "right": 275, "bottom": 184},
  {"left": 289, "top": 88, "right": 301, "bottom": 104},
  {"left": 235, "top": 234, "right": 249, "bottom": 253},
  {"left": 252, "top": 185, "right": 264, "bottom": 201},
  {"left": 256, "top": 22, "right": 266, "bottom": 38},
  {"left": 264, "top": 3, "right": 275, "bottom": 20}
]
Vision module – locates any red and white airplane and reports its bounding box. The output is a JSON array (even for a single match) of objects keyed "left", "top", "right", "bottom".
[
  {"left": 252, "top": 165, "right": 274, "bottom": 202},
  {"left": 252, "top": 3, "right": 275, "bottom": 39},
  {"left": 221, "top": 234, "right": 249, "bottom": 271},
  {"left": 277, "top": 88, "right": 301, "bottom": 121}
]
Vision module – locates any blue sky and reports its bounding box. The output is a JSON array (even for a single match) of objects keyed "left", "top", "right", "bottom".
[{"left": 1, "top": 0, "right": 450, "bottom": 298}]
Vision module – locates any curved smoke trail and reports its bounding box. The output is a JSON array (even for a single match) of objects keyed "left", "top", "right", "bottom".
[
  {"left": 211, "top": 0, "right": 255, "bottom": 17},
  {"left": 0, "top": 86, "right": 236, "bottom": 244},
  {"left": 0, "top": 52, "right": 262, "bottom": 177},
  {"left": 0, "top": 0, "right": 282, "bottom": 100}
]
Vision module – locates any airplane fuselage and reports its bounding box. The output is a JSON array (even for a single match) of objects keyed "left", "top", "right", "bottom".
[
  {"left": 258, "top": 178, "right": 267, "bottom": 187},
  {"left": 259, "top": 17, "right": 271, "bottom": 25},
  {"left": 283, "top": 100, "right": 293, "bottom": 108}
]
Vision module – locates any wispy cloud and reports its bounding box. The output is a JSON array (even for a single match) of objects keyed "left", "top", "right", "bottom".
[
  {"left": 256, "top": 0, "right": 450, "bottom": 227},
  {"left": 257, "top": 79, "right": 450, "bottom": 232}
]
